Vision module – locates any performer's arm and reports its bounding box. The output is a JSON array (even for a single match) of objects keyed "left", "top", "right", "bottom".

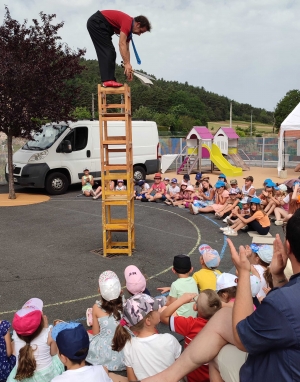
[{"left": 119, "top": 32, "right": 133, "bottom": 80}]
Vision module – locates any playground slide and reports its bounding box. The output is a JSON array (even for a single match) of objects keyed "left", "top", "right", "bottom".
[{"left": 202, "top": 143, "right": 243, "bottom": 177}]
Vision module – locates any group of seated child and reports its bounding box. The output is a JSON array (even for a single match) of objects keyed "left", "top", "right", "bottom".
[
  {"left": 1, "top": 237, "right": 281, "bottom": 382},
  {"left": 133, "top": 171, "right": 300, "bottom": 237},
  {"left": 81, "top": 168, "right": 127, "bottom": 200}
]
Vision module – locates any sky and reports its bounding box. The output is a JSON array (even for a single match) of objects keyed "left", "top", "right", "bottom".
[{"left": 1, "top": 0, "right": 300, "bottom": 112}]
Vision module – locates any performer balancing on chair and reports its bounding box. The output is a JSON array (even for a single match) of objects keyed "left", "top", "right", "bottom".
[{"left": 87, "top": 10, "right": 151, "bottom": 87}]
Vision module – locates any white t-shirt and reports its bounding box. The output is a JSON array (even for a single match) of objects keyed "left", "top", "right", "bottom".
[
  {"left": 51, "top": 365, "right": 112, "bottom": 382},
  {"left": 253, "top": 264, "right": 267, "bottom": 298},
  {"left": 124, "top": 333, "right": 181, "bottom": 380},
  {"left": 13, "top": 328, "right": 52, "bottom": 371},
  {"left": 168, "top": 185, "right": 180, "bottom": 195}
]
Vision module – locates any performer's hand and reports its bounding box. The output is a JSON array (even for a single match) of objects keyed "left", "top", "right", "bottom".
[{"left": 124, "top": 63, "right": 133, "bottom": 81}]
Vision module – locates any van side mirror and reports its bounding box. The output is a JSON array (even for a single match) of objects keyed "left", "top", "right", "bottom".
[{"left": 61, "top": 140, "right": 72, "bottom": 153}]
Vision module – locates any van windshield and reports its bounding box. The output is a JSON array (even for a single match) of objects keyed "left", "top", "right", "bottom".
[{"left": 22, "top": 124, "right": 68, "bottom": 151}]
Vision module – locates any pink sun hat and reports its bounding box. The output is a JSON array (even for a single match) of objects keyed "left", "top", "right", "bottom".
[{"left": 12, "top": 298, "right": 43, "bottom": 336}]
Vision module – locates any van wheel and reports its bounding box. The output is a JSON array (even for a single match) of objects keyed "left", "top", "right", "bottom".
[
  {"left": 133, "top": 166, "right": 146, "bottom": 181},
  {"left": 46, "top": 172, "right": 69, "bottom": 195}
]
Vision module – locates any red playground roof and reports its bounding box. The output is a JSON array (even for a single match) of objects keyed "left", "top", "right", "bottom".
[
  {"left": 218, "top": 127, "right": 239, "bottom": 139},
  {"left": 193, "top": 126, "right": 214, "bottom": 139}
]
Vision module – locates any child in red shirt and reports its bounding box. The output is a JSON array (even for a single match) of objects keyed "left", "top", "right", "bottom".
[{"left": 160, "top": 291, "right": 221, "bottom": 382}]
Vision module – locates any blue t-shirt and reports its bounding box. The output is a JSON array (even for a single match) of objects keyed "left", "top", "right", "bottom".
[{"left": 237, "top": 273, "right": 300, "bottom": 382}]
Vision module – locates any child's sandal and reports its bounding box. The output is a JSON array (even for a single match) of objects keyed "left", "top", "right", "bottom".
[{"left": 86, "top": 308, "right": 93, "bottom": 326}]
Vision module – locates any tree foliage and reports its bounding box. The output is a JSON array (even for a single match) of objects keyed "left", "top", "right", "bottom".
[
  {"left": 73, "top": 59, "right": 274, "bottom": 132},
  {"left": 0, "top": 7, "right": 85, "bottom": 198},
  {"left": 274, "top": 90, "right": 300, "bottom": 131}
]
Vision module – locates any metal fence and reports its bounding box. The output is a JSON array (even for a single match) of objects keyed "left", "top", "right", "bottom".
[
  {"left": 159, "top": 136, "right": 300, "bottom": 169},
  {"left": 1, "top": 136, "right": 299, "bottom": 184}
]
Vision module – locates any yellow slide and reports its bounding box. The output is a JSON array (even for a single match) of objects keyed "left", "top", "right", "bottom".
[{"left": 203, "top": 143, "right": 243, "bottom": 177}]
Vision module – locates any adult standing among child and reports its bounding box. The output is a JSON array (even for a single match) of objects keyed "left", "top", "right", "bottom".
[{"left": 87, "top": 10, "right": 151, "bottom": 87}]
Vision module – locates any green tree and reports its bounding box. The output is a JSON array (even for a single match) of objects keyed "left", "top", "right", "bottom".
[
  {"left": 0, "top": 7, "right": 85, "bottom": 198},
  {"left": 72, "top": 107, "right": 91, "bottom": 120},
  {"left": 132, "top": 106, "right": 154, "bottom": 120},
  {"left": 274, "top": 90, "right": 300, "bottom": 131}
]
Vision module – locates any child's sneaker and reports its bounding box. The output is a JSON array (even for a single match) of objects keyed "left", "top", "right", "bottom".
[
  {"left": 224, "top": 228, "right": 238, "bottom": 236},
  {"left": 275, "top": 220, "right": 283, "bottom": 226},
  {"left": 86, "top": 308, "right": 93, "bottom": 326},
  {"left": 223, "top": 216, "right": 230, "bottom": 223},
  {"left": 189, "top": 204, "right": 199, "bottom": 215},
  {"left": 178, "top": 204, "right": 185, "bottom": 209},
  {"left": 219, "top": 226, "right": 229, "bottom": 231}
]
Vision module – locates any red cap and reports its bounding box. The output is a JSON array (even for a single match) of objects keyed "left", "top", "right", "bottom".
[{"left": 12, "top": 298, "right": 43, "bottom": 336}]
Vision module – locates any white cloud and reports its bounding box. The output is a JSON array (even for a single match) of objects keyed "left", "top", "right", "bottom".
[{"left": 1, "top": 0, "right": 300, "bottom": 110}]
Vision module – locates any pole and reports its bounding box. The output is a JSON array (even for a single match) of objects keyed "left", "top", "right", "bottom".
[
  {"left": 92, "top": 93, "right": 95, "bottom": 120},
  {"left": 250, "top": 111, "right": 253, "bottom": 136},
  {"left": 262, "top": 137, "right": 265, "bottom": 168},
  {"left": 283, "top": 131, "right": 286, "bottom": 170},
  {"left": 230, "top": 102, "right": 232, "bottom": 129}
]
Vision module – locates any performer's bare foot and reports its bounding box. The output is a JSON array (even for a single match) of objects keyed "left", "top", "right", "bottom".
[{"left": 103, "top": 80, "right": 123, "bottom": 87}]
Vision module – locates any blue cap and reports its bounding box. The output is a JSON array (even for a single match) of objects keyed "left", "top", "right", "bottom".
[
  {"left": 274, "top": 186, "right": 279, "bottom": 191},
  {"left": 171, "top": 178, "right": 178, "bottom": 183},
  {"left": 257, "top": 245, "right": 273, "bottom": 264},
  {"left": 138, "top": 180, "right": 145, "bottom": 186},
  {"left": 52, "top": 323, "right": 89, "bottom": 360},
  {"left": 250, "top": 197, "right": 261, "bottom": 204},
  {"left": 195, "top": 172, "right": 202, "bottom": 181},
  {"left": 215, "top": 181, "right": 225, "bottom": 188},
  {"left": 250, "top": 243, "right": 260, "bottom": 253},
  {"left": 183, "top": 174, "right": 190, "bottom": 180},
  {"left": 265, "top": 181, "right": 276, "bottom": 188},
  {"left": 263, "top": 178, "right": 272, "bottom": 184},
  {"left": 218, "top": 174, "right": 226, "bottom": 179}
]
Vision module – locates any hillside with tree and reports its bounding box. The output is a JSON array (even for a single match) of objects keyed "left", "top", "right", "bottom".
[{"left": 72, "top": 59, "right": 273, "bottom": 132}]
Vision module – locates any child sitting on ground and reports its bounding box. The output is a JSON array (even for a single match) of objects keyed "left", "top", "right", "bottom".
[
  {"left": 0, "top": 319, "right": 16, "bottom": 381},
  {"left": 160, "top": 291, "right": 222, "bottom": 382},
  {"left": 168, "top": 254, "right": 198, "bottom": 317},
  {"left": 157, "top": 255, "right": 198, "bottom": 317},
  {"left": 51, "top": 322, "right": 119, "bottom": 382},
  {"left": 215, "top": 188, "right": 239, "bottom": 219},
  {"left": 86, "top": 271, "right": 125, "bottom": 371},
  {"left": 246, "top": 244, "right": 273, "bottom": 300},
  {"left": 112, "top": 293, "right": 180, "bottom": 381},
  {"left": 221, "top": 197, "right": 270, "bottom": 236},
  {"left": 8, "top": 298, "right": 64, "bottom": 382},
  {"left": 164, "top": 178, "right": 180, "bottom": 205},
  {"left": 135, "top": 180, "right": 150, "bottom": 200},
  {"left": 224, "top": 196, "right": 251, "bottom": 225},
  {"left": 217, "top": 272, "right": 260, "bottom": 309},
  {"left": 124, "top": 265, "right": 151, "bottom": 296},
  {"left": 192, "top": 245, "right": 221, "bottom": 292},
  {"left": 216, "top": 273, "right": 238, "bottom": 307},
  {"left": 115, "top": 179, "right": 126, "bottom": 191}
]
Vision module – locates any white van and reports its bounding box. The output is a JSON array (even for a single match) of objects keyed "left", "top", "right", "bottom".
[{"left": 6, "top": 120, "right": 160, "bottom": 194}]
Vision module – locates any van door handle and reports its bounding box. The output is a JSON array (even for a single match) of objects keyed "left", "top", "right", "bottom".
[{"left": 86, "top": 150, "right": 91, "bottom": 158}]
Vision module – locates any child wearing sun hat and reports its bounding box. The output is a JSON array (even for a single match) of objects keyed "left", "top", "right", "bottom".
[
  {"left": 7, "top": 298, "right": 64, "bottom": 382},
  {"left": 193, "top": 244, "right": 222, "bottom": 292},
  {"left": 112, "top": 293, "right": 180, "bottom": 381},
  {"left": 86, "top": 271, "right": 126, "bottom": 371}
]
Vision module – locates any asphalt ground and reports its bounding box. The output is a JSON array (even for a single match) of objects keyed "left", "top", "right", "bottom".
[{"left": 0, "top": 183, "right": 285, "bottom": 328}]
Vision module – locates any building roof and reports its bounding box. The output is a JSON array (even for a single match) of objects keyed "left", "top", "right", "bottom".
[
  {"left": 193, "top": 126, "right": 214, "bottom": 139},
  {"left": 216, "top": 127, "right": 239, "bottom": 139}
]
